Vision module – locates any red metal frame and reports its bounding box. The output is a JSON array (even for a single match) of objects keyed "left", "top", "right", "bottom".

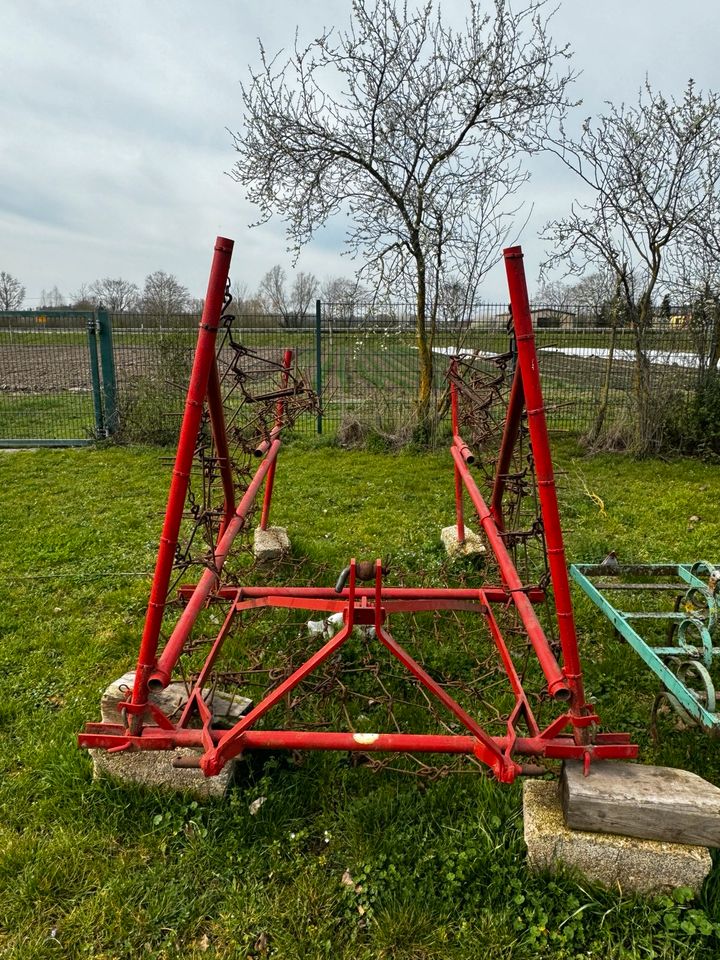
[{"left": 79, "top": 242, "right": 636, "bottom": 781}]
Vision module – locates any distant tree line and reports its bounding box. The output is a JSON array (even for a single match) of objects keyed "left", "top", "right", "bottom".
[
  {"left": 0, "top": 271, "right": 195, "bottom": 316},
  {"left": 0, "top": 265, "right": 382, "bottom": 325}
]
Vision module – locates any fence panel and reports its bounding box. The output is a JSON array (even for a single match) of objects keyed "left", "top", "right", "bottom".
[
  {"left": 0, "top": 310, "right": 103, "bottom": 446},
  {"left": 108, "top": 312, "right": 315, "bottom": 443}
]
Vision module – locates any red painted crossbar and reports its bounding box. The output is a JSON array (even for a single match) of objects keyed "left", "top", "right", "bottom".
[{"left": 79, "top": 725, "right": 636, "bottom": 763}]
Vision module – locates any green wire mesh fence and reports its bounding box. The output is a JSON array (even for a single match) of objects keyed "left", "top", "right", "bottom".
[{"left": 1, "top": 302, "right": 717, "bottom": 447}]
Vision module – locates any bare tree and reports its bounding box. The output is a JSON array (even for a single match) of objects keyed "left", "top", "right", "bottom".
[
  {"left": 231, "top": 0, "right": 575, "bottom": 434},
  {"left": 39, "top": 286, "right": 65, "bottom": 308},
  {"left": 227, "top": 280, "right": 263, "bottom": 317},
  {"left": 88, "top": 277, "right": 140, "bottom": 312},
  {"left": 70, "top": 283, "right": 94, "bottom": 310},
  {"left": 258, "top": 265, "right": 290, "bottom": 321},
  {"left": 258, "top": 267, "right": 318, "bottom": 325},
  {"left": 321, "top": 276, "right": 367, "bottom": 304},
  {"left": 534, "top": 279, "right": 574, "bottom": 311},
  {"left": 0, "top": 271, "right": 25, "bottom": 310},
  {"left": 321, "top": 275, "right": 367, "bottom": 332},
  {"left": 437, "top": 278, "right": 482, "bottom": 332},
  {"left": 666, "top": 244, "right": 720, "bottom": 307},
  {"left": 142, "top": 271, "right": 190, "bottom": 317},
  {"left": 534, "top": 272, "right": 616, "bottom": 326},
  {"left": 665, "top": 243, "right": 720, "bottom": 378},
  {"left": 290, "top": 271, "right": 319, "bottom": 322},
  {"left": 542, "top": 80, "right": 720, "bottom": 453},
  {"left": 569, "top": 271, "right": 615, "bottom": 312},
  {"left": 230, "top": 280, "right": 250, "bottom": 311},
  {"left": 321, "top": 276, "right": 368, "bottom": 326}
]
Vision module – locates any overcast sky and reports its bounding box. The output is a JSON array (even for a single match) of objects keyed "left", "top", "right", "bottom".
[{"left": 1, "top": 0, "right": 719, "bottom": 305}]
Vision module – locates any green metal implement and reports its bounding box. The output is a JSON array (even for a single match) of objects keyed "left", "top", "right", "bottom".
[{"left": 570, "top": 560, "right": 720, "bottom": 734}]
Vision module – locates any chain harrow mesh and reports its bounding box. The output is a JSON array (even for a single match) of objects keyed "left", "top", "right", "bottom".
[{"left": 448, "top": 348, "right": 551, "bottom": 594}]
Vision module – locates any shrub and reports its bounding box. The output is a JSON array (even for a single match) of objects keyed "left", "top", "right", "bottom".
[
  {"left": 115, "top": 332, "right": 193, "bottom": 444},
  {"left": 669, "top": 372, "right": 720, "bottom": 458}
]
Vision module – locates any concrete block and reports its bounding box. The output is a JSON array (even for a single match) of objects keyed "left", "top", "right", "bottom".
[
  {"left": 562, "top": 761, "right": 720, "bottom": 847},
  {"left": 253, "top": 525, "right": 291, "bottom": 562},
  {"left": 90, "top": 672, "right": 253, "bottom": 797},
  {"left": 524, "top": 780, "right": 712, "bottom": 895},
  {"left": 440, "top": 524, "right": 486, "bottom": 559},
  {"left": 90, "top": 747, "right": 235, "bottom": 799},
  {"left": 100, "top": 671, "right": 252, "bottom": 728}
]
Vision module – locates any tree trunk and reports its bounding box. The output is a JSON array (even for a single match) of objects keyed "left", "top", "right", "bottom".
[
  {"left": 633, "top": 345, "right": 654, "bottom": 453},
  {"left": 632, "top": 299, "right": 655, "bottom": 455},
  {"left": 587, "top": 314, "right": 618, "bottom": 447},
  {"left": 707, "top": 306, "right": 720, "bottom": 380},
  {"left": 415, "top": 256, "right": 434, "bottom": 442}
]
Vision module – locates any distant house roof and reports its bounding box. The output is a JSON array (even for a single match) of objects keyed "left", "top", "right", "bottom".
[{"left": 487, "top": 307, "right": 576, "bottom": 325}]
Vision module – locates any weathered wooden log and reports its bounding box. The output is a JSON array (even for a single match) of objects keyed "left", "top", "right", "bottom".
[{"left": 562, "top": 761, "right": 720, "bottom": 848}]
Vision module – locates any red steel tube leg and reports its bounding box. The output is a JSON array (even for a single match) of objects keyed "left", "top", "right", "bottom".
[
  {"left": 449, "top": 367, "right": 465, "bottom": 543},
  {"left": 259, "top": 455, "right": 277, "bottom": 532},
  {"left": 130, "top": 237, "right": 233, "bottom": 720},
  {"left": 503, "top": 246, "right": 586, "bottom": 711},
  {"left": 451, "top": 444, "right": 570, "bottom": 701},
  {"left": 454, "top": 462, "right": 465, "bottom": 544}
]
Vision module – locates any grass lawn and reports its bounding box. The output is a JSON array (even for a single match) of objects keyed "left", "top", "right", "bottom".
[
  {"left": 0, "top": 438, "right": 719, "bottom": 959},
  {"left": 0, "top": 392, "right": 98, "bottom": 443}
]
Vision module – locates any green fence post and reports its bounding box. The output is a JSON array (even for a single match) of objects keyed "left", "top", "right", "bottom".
[
  {"left": 315, "top": 298, "right": 323, "bottom": 435},
  {"left": 97, "top": 308, "right": 118, "bottom": 436},
  {"left": 86, "top": 313, "right": 104, "bottom": 438}
]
